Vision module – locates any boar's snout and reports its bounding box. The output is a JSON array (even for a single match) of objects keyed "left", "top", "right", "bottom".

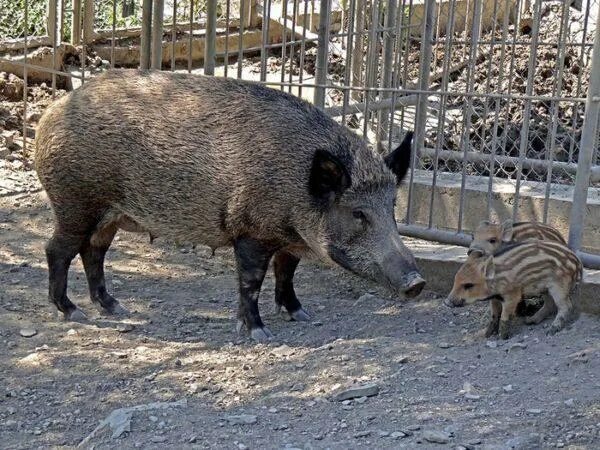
[
  {"left": 402, "top": 271, "right": 426, "bottom": 298},
  {"left": 444, "top": 296, "right": 465, "bottom": 307}
]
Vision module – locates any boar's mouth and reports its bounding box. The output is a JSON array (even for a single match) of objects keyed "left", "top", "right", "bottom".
[{"left": 327, "top": 245, "right": 362, "bottom": 277}]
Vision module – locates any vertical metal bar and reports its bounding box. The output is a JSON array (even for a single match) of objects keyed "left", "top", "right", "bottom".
[
  {"left": 542, "top": 0, "right": 570, "bottom": 223},
  {"left": 260, "top": 0, "right": 272, "bottom": 81},
  {"left": 568, "top": 2, "right": 600, "bottom": 251},
  {"left": 171, "top": 0, "right": 177, "bottom": 71},
  {"left": 288, "top": 0, "right": 298, "bottom": 93},
  {"left": 377, "top": 0, "right": 397, "bottom": 146},
  {"left": 83, "top": 0, "right": 95, "bottom": 43},
  {"left": 486, "top": 0, "right": 514, "bottom": 218},
  {"left": 188, "top": 0, "right": 193, "bottom": 72},
  {"left": 297, "top": 0, "right": 309, "bottom": 98},
  {"left": 351, "top": 0, "right": 365, "bottom": 102},
  {"left": 341, "top": 0, "right": 357, "bottom": 125},
  {"left": 141, "top": 0, "right": 153, "bottom": 69},
  {"left": 50, "top": 0, "right": 58, "bottom": 97},
  {"left": 71, "top": 0, "right": 81, "bottom": 44},
  {"left": 204, "top": 0, "right": 217, "bottom": 75},
  {"left": 111, "top": 0, "right": 117, "bottom": 68},
  {"left": 60, "top": 0, "right": 65, "bottom": 45},
  {"left": 80, "top": 0, "right": 86, "bottom": 84},
  {"left": 237, "top": 0, "right": 246, "bottom": 78},
  {"left": 512, "top": 0, "right": 542, "bottom": 221},
  {"left": 224, "top": 0, "right": 231, "bottom": 77},
  {"left": 428, "top": 0, "right": 457, "bottom": 228},
  {"left": 152, "top": 0, "right": 165, "bottom": 69},
  {"left": 22, "top": 0, "right": 28, "bottom": 154},
  {"left": 364, "top": 1, "right": 379, "bottom": 108},
  {"left": 406, "top": 0, "right": 434, "bottom": 225},
  {"left": 280, "top": 0, "right": 289, "bottom": 90},
  {"left": 314, "top": 0, "right": 332, "bottom": 108},
  {"left": 456, "top": 0, "right": 483, "bottom": 233}
]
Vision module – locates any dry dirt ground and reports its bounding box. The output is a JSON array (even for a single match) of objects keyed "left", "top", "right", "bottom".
[{"left": 1, "top": 165, "right": 599, "bottom": 450}]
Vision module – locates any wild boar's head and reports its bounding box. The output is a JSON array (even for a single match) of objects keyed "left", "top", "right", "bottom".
[{"left": 306, "top": 131, "right": 425, "bottom": 299}]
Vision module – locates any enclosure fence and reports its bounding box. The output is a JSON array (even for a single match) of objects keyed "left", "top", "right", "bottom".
[{"left": 2, "top": 0, "right": 600, "bottom": 268}]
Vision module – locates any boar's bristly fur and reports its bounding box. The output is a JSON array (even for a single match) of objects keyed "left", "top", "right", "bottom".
[{"left": 35, "top": 69, "right": 425, "bottom": 341}]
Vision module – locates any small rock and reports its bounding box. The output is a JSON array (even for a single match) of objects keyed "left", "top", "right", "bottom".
[
  {"left": 439, "top": 342, "right": 452, "bottom": 349},
  {"left": 268, "top": 407, "right": 278, "bottom": 413},
  {"left": 116, "top": 323, "right": 135, "bottom": 333},
  {"left": 378, "top": 431, "right": 390, "bottom": 437},
  {"left": 504, "top": 433, "right": 541, "bottom": 449},
  {"left": 67, "top": 329, "right": 77, "bottom": 336},
  {"left": 333, "top": 383, "right": 379, "bottom": 401},
  {"left": 485, "top": 341, "right": 498, "bottom": 348},
  {"left": 391, "top": 431, "right": 407, "bottom": 439},
  {"left": 397, "top": 355, "right": 410, "bottom": 364},
  {"left": 151, "top": 436, "right": 167, "bottom": 443},
  {"left": 225, "top": 414, "right": 257, "bottom": 425},
  {"left": 354, "top": 431, "right": 371, "bottom": 438},
  {"left": 503, "top": 385, "right": 513, "bottom": 392},
  {"left": 356, "top": 293, "right": 376, "bottom": 303},
  {"left": 564, "top": 398, "right": 574, "bottom": 406},
  {"left": 342, "top": 400, "right": 352, "bottom": 406},
  {"left": 556, "top": 442, "right": 565, "bottom": 448},
  {"left": 509, "top": 342, "right": 527, "bottom": 351},
  {"left": 526, "top": 408, "right": 542, "bottom": 415},
  {"left": 406, "top": 425, "right": 421, "bottom": 431},
  {"left": 467, "top": 438, "right": 482, "bottom": 445},
  {"left": 355, "top": 396, "right": 368, "bottom": 404},
  {"left": 464, "top": 393, "right": 481, "bottom": 400},
  {"left": 149, "top": 416, "right": 158, "bottom": 422},
  {"left": 237, "top": 444, "right": 247, "bottom": 450},
  {"left": 423, "top": 430, "right": 451, "bottom": 444},
  {"left": 19, "top": 328, "right": 37, "bottom": 338}
]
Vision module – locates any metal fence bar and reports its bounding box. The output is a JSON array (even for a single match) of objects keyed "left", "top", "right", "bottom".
[
  {"left": 111, "top": 0, "right": 117, "bottom": 68},
  {"left": 188, "top": 0, "right": 193, "bottom": 72},
  {"left": 542, "top": 0, "right": 570, "bottom": 223},
  {"left": 297, "top": 0, "right": 309, "bottom": 99},
  {"left": 457, "top": 0, "right": 483, "bottom": 233},
  {"left": 22, "top": 0, "right": 29, "bottom": 154},
  {"left": 224, "top": 0, "right": 230, "bottom": 78},
  {"left": 568, "top": 1, "right": 600, "bottom": 253},
  {"left": 204, "top": 0, "right": 218, "bottom": 76},
  {"left": 151, "top": 0, "right": 165, "bottom": 70},
  {"left": 260, "top": 0, "right": 272, "bottom": 81},
  {"left": 171, "top": 0, "right": 177, "bottom": 71},
  {"left": 237, "top": 0, "right": 246, "bottom": 78},
  {"left": 512, "top": 0, "right": 542, "bottom": 221},
  {"left": 428, "top": 0, "right": 458, "bottom": 228},
  {"left": 406, "top": 0, "right": 434, "bottom": 225},
  {"left": 140, "top": 0, "right": 153, "bottom": 70},
  {"left": 377, "top": 0, "right": 397, "bottom": 146},
  {"left": 72, "top": 0, "right": 81, "bottom": 44},
  {"left": 314, "top": 0, "right": 332, "bottom": 108}
]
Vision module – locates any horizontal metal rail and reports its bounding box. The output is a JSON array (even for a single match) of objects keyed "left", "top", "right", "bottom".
[{"left": 397, "top": 223, "right": 600, "bottom": 269}]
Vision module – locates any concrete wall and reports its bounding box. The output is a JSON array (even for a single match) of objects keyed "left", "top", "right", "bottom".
[{"left": 395, "top": 171, "right": 600, "bottom": 254}]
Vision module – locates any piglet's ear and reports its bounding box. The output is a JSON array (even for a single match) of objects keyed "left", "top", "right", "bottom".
[
  {"left": 501, "top": 219, "right": 514, "bottom": 243},
  {"left": 309, "top": 149, "right": 351, "bottom": 207},
  {"left": 385, "top": 131, "right": 413, "bottom": 185},
  {"left": 483, "top": 256, "right": 495, "bottom": 280}
]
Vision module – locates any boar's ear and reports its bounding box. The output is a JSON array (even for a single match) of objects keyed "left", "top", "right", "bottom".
[
  {"left": 309, "top": 149, "right": 351, "bottom": 206},
  {"left": 482, "top": 256, "right": 495, "bottom": 280},
  {"left": 385, "top": 131, "right": 413, "bottom": 185},
  {"left": 501, "top": 219, "right": 514, "bottom": 242}
]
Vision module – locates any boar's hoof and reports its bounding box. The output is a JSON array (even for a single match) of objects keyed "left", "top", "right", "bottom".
[
  {"left": 105, "top": 301, "right": 130, "bottom": 316},
  {"left": 65, "top": 307, "right": 88, "bottom": 323},
  {"left": 546, "top": 320, "right": 565, "bottom": 336},
  {"left": 250, "top": 327, "right": 274, "bottom": 343},
  {"left": 278, "top": 306, "right": 311, "bottom": 322}
]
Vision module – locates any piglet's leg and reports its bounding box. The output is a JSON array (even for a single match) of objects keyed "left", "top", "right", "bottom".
[
  {"left": 547, "top": 283, "right": 574, "bottom": 335},
  {"left": 498, "top": 290, "right": 521, "bottom": 340},
  {"left": 484, "top": 298, "right": 502, "bottom": 338}
]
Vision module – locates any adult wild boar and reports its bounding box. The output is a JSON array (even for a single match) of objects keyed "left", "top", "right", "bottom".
[{"left": 34, "top": 69, "right": 425, "bottom": 341}]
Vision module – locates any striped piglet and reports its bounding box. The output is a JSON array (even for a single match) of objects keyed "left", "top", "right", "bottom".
[
  {"left": 468, "top": 219, "right": 566, "bottom": 257},
  {"left": 446, "top": 240, "right": 582, "bottom": 339}
]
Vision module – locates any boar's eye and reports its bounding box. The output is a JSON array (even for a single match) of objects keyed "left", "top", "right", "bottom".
[
  {"left": 463, "top": 283, "right": 475, "bottom": 290},
  {"left": 352, "top": 210, "right": 368, "bottom": 224},
  {"left": 488, "top": 238, "right": 497, "bottom": 244}
]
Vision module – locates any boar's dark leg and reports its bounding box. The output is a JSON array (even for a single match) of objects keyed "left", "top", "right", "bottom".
[
  {"left": 234, "top": 237, "right": 276, "bottom": 342},
  {"left": 80, "top": 222, "right": 128, "bottom": 316},
  {"left": 273, "top": 250, "right": 311, "bottom": 322},
  {"left": 46, "top": 231, "right": 88, "bottom": 321},
  {"left": 498, "top": 290, "right": 521, "bottom": 339}
]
